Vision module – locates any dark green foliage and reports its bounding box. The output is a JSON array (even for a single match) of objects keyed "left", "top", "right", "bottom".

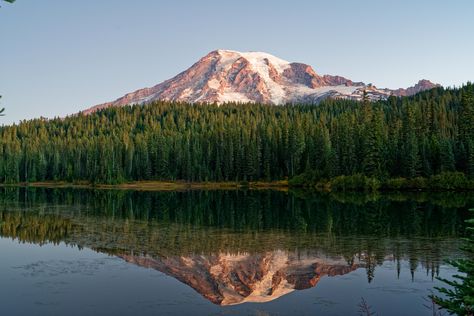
[
  {"left": 0, "top": 84, "right": 473, "bottom": 185},
  {"left": 433, "top": 209, "right": 474, "bottom": 315},
  {"left": 380, "top": 172, "right": 474, "bottom": 191},
  {"left": 429, "top": 172, "right": 471, "bottom": 191},
  {"left": 330, "top": 174, "right": 380, "bottom": 192},
  {"left": 459, "top": 85, "right": 474, "bottom": 178},
  {"left": 0, "top": 186, "right": 471, "bottom": 238}
]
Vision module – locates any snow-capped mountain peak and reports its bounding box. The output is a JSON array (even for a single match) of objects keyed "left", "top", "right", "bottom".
[{"left": 83, "top": 50, "right": 440, "bottom": 114}]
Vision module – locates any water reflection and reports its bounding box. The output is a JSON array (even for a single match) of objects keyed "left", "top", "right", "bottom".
[
  {"left": 0, "top": 187, "right": 470, "bottom": 306},
  {"left": 120, "top": 250, "right": 360, "bottom": 305}
]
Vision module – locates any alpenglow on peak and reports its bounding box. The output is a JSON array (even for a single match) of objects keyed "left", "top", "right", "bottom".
[{"left": 84, "top": 49, "right": 440, "bottom": 114}]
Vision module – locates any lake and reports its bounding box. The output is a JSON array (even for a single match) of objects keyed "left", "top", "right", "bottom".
[{"left": 0, "top": 187, "right": 471, "bottom": 315}]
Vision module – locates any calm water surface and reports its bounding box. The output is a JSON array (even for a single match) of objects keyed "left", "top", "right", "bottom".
[{"left": 0, "top": 188, "right": 472, "bottom": 315}]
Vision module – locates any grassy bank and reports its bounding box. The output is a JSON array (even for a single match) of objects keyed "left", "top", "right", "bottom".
[
  {"left": 1, "top": 180, "right": 289, "bottom": 192},
  {"left": 289, "top": 171, "right": 474, "bottom": 192},
  {"left": 3, "top": 172, "right": 474, "bottom": 192}
]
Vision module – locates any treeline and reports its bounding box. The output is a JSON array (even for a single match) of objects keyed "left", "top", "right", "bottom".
[{"left": 0, "top": 84, "right": 473, "bottom": 184}]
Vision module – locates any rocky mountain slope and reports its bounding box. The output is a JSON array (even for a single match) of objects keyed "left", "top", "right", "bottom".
[{"left": 84, "top": 50, "right": 440, "bottom": 114}]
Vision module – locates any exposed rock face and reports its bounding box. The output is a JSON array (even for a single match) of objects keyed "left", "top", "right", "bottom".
[
  {"left": 119, "top": 250, "right": 360, "bottom": 306},
  {"left": 392, "top": 79, "right": 441, "bottom": 97},
  {"left": 83, "top": 50, "right": 441, "bottom": 114}
]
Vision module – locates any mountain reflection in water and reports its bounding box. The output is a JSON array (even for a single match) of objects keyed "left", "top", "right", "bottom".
[
  {"left": 0, "top": 187, "right": 470, "bottom": 306},
  {"left": 120, "top": 250, "right": 361, "bottom": 305}
]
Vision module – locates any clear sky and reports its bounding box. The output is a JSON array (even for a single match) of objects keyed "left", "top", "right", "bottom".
[{"left": 1, "top": 0, "right": 473, "bottom": 124}]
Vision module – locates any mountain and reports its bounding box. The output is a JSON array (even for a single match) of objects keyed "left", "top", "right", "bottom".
[
  {"left": 120, "top": 250, "right": 361, "bottom": 306},
  {"left": 82, "top": 49, "right": 440, "bottom": 113}
]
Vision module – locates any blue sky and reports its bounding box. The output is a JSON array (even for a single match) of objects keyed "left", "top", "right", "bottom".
[{"left": 1, "top": 0, "right": 473, "bottom": 124}]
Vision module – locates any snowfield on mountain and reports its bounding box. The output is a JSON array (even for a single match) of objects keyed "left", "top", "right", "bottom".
[{"left": 84, "top": 50, "right": 440, "bottom": 114}]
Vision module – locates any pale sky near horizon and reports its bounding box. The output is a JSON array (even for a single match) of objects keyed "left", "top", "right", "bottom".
[{"left": 1, "top": 0, "right": 473, "bottom": 124}]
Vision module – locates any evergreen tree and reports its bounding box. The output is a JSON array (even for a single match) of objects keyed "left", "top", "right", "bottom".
[
  {"left": 459, "top": 84, "right": 474, "bottom": 178},
  {"left": 402, "top": 104, "right": 420, "bottom": 177},
  {"left": 433, "top": 209, "right": 474, "bottom": 315}
]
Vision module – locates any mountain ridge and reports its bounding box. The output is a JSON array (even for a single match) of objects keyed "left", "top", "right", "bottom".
[{"left": 83, "top": 50, "right": 440, "bottom": 114}]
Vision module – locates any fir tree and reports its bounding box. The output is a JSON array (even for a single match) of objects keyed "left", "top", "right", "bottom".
[{"left": 432, "top": 209, "right": 474, "bottom": 315}]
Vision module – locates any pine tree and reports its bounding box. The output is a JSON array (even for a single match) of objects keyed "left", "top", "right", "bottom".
[
  {"left": 362, "top": 108, "right": 385, "bottom": 177},
  {"left": 440, "top": 139, "right": 456, "bottom": 172},
  {"left": 460, "top": 84, "right": 474, "bottom": 178},
  {"left": 433, "top": 209, "right": 474, "bottom": 315},
  {"left": 402, "top": 105, "right": 420, "bottom": 178}
]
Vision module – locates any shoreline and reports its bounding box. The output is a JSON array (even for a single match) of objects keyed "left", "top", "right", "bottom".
[
  {"left": 0, "top": 180, "right": 290, "bottom": 192},
  {"left": 1, "top": 177, "right": 473, "bottom": 192}
]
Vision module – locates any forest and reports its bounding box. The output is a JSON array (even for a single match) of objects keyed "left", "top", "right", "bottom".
[{"left": 0, "top": 84, "right": 473, "bottom": 189}]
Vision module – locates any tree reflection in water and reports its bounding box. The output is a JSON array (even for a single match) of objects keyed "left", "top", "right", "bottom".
[{"left": 0, "top": 187, "right": 470, "bottom": 305}]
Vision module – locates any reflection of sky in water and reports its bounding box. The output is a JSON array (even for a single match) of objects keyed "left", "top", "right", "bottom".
[{"left": 0, "top": 237, "right": 458, "bottom": 316}]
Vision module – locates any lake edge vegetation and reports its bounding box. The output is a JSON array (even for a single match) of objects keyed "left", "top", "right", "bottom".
[{"left": 432, "top": 209, "right": 474, "bottom": 315}]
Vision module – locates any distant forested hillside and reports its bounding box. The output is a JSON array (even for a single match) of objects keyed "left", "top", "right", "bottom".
[{"left": 0, "top": 84, "right": 473, "bottom": 187}]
